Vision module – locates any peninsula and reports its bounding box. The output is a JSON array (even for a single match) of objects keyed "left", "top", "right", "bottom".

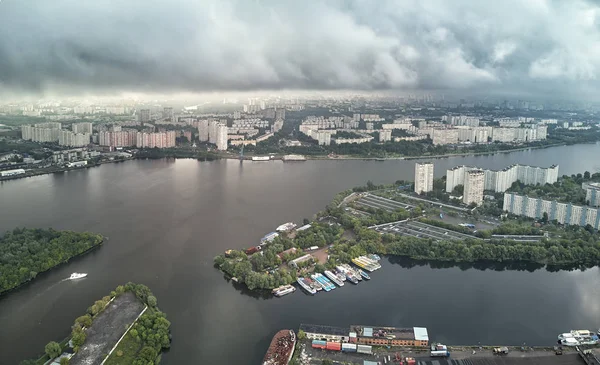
[
  {"left": 215, "top": 167, "right": 600, "bottom": 293},
  {"left": 0, "top": 228, "right": 103, "bottom": 295},
  {"left": 21, "top": 283, "right": 171, "bottom": 365}
]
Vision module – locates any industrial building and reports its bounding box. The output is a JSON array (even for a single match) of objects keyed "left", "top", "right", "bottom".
[
  {"left": 299, "top": 324, "right": 429, "bottom": 347},
  {"left": 414, "top": 162, "right": 434, "bottom": 194},
  {"left": 351, "top": 326, "right": 429, "bottom": 347},
  {"left": 504, "top": 193, "right": 600, "bottom": 230},
  {"left": 299, "top": 324, "right": 349, "bottom": 342},
  {"left": 0, "top": 169, "right": 26, "bottom": 177}
]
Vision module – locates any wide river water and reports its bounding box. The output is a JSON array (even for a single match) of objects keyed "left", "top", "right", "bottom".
[{"left": 3, "top": 143, "right": 600, "bottom": 364}]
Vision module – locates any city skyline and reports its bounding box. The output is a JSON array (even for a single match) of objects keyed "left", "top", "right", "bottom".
[{"left": 2, "top": 1, "right": 600, "bottom": 100}]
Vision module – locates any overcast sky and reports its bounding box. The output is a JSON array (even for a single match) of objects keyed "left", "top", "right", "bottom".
[{"left": 1, "top": 0, "right": 599, "bottom": 99}]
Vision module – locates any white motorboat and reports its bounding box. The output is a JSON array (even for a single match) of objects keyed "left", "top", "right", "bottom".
[{"left": 69, "top": 273, "right": 87, "bottom": 280}]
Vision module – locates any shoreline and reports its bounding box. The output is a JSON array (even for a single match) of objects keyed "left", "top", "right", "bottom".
[
  {"left": 228, "top": 140, "right": 591, "bottom": 161},
  {"left": 0, "top": 238, "right": 104, "bottom": 297},
  {"left": 1, "top": 140, "right": 596, "bottom": 183}
]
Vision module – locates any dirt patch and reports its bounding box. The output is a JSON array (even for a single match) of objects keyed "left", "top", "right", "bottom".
[
  {"left": 310, "top": 248, "right": 329, "bottom": 264},
  {"left": 70, "top": 292, "right": 145, "bottom": 365}
]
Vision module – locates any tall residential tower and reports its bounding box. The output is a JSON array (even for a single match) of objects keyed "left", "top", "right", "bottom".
[
  {"left": 414, "top": 162, "right": 434, "bottom": 194},
  {"left": 463, "top": 170, "right": 485, "bottom": 206}
]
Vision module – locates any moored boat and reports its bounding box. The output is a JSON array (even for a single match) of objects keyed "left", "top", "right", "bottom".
[
  {"left": 358, "top": 269, "right": 371, "bottom": 280},
  {"left": 317, "top": 273, "right": 336, "bottom": 290},
  {"left": 296, "top": 278, "right": 317, "bottom": 295},
  {"left": 345, "top": 272, "right": 359, "bottom": 284},
  {"left": 272, "top": 284, "right": 296, "bottom": 297},
  {"left": 311, "top": 274, "right": 332, "bottom": 291},
  {"left": 263, "top": 330, "right": 296, "bottom": 365},
  {"left": 304, "top": 277, "right": 322, "bottom": 292},
  {"left": 558, "top": 330, "right": 599, "bottom": 346},
  {"left": 324, "top": 270, "right": 345, "bottom": 287}
]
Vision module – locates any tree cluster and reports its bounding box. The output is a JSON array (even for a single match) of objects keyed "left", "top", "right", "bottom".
[{"left": 0, "top": 228, "right": 103, "bottom": 294}]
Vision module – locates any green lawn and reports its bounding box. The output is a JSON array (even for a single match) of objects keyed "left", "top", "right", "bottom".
[{"left": 103, "top": 331, "right": 142, "bottom": 365}]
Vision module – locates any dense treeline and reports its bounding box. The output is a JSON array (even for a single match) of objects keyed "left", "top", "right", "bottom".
[
  {"left": 135, "top": 147, "right": 220, "bottom": 161},
  {"left": 0, "top": 228, "right": 103, "bottom": 294},
  {"left": 329, "top": 205, "right": 600, "bottom": 266},
  {"left": 214, "top": 223, "right": 343, "bottom": 290}
]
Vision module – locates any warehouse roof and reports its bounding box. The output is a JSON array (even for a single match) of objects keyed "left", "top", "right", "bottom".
[
  {"left": 352, "top": 325, "right": 428, "bottom": 341},
  {"left": 413, "top": 327, "right": 429, "bottom": 341}
]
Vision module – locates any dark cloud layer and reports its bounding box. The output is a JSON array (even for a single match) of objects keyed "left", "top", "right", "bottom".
[{"left": 1, "top": 0, "right": 599, "bottom": 97}]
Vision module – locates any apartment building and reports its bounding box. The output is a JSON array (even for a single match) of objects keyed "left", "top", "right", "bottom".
[
  {"left": 463, "top": 170, "right": 485, "bottom": 205},
  {"left": 414, "top": 162, "right": 434, "bottom": 194},
  {"left": 504, "top": 193, "right": 600, "bottom": 229}
]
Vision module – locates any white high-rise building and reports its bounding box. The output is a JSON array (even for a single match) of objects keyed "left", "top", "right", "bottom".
[
  {"left": 21, "top": 124, "right": 61, "bottom": 142},
  {"left": 463, "top": 170, "right": 485, "bottom": 205},
  {"left": 216, "top": 124, "right": 228, "bottom": 150},
  {"left": 72, "top": 122, "right": 93, "bottom": 134},
  {"left": 379, "top": 129, "right": 392, "bottom": 142},
  {"left": 583, "top": 182, "right": 600, "bottom": 207},
  {"left": 317, "top": 131, "right": 331, "bottom": 146},
  {"left": 446, "top": 164, "right": 559, "bottom": 193},
  {"left": 197, "top": 120, "right": 209, "bottom": 142},
  {"left": 209, "top": 120, "right": 220, "bottom": 144},
  {"left": 58, "top": 130, "right": 90, "bottom": 147},
  {"left": 414, "top": 162, "right": 434, "bottom": 194}
]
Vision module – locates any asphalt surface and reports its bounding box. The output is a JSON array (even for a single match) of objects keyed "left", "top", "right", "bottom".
[
  {"left": 355, "top": 194, "right": 415, "bottom": 212},
  {"left": 70, "top": 292, "right": 145, "bottom": 365},
  {"left": 373, "top": 220, "right": 474, "bottom": 241}
]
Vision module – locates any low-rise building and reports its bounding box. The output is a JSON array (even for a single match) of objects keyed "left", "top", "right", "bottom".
[
  {"left": 299, "top": 324, "right": 349, "bottom": 342},
  {"left": 288, "top": 254, "right": 313, "bottom": 269},
  {"left": 351, "top": 326, "right": 429, "bottom": 347},
  {"left": 0, "top": 169, "right": 26, "bottom": 177}
]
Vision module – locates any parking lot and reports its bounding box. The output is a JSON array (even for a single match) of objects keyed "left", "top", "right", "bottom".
[
  {"left": 372, "top": 220, "right": 475, "bottom": 241},
  {"left": 354, "top": 193, "right": 415, "bottom": 212}
]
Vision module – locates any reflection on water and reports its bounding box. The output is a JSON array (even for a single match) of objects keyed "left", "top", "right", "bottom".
[
  {"left": 2, "top": 145, "right": 600, "bottom": 364},
  {"left": 385, "top": 255, "right": 596, "bottom": 273}
]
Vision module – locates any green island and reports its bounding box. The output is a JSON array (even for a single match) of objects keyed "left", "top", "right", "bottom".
[
  {"left": 0, "top": 228, "right": 103, "bottom": 295},
  {"left": 215, "top": 172, "right": 600, "bottom": 291},
  {"left": 21, "top": 282, "right": 171, "bottom": 365}
]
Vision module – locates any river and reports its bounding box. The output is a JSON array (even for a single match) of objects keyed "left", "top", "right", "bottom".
[{"left": 2, "top": 143, "right": 600, "bottom": 364}]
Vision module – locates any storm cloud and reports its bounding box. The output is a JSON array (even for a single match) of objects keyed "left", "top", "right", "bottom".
[{"left": 1, "top": 0, "right": 600, "bottom": 96}]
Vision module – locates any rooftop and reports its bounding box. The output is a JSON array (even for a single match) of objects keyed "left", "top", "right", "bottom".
[
  {"left": 299, "top": 324, "right": 348, "bottom": 337},
  {"left": 351, "top": 325, "right": 428, "bottom": 341}
]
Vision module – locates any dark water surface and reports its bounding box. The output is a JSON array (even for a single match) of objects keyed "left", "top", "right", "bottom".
[{"left": 2, "top": 143, "right": 600, "bottom": 364}]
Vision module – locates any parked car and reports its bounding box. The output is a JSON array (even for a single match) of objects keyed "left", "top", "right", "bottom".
[{"left": 493, "top": 347, "right": 509, "bottom": 355}]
